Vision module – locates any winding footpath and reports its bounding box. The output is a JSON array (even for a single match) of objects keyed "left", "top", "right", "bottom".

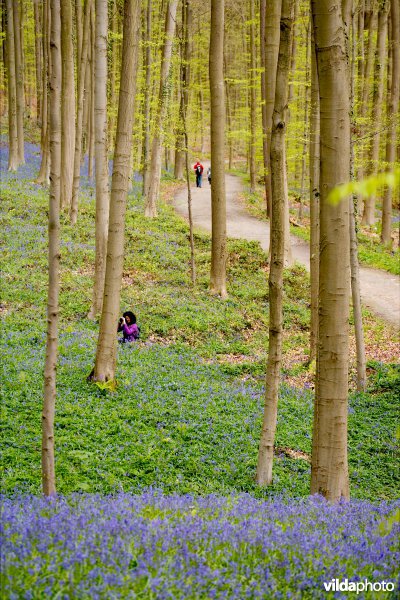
[{"left": 174, "top": 169, "right": 400, "bottom": 328}]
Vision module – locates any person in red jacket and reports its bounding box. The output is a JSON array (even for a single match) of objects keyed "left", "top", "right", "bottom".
[{"left": 193, "top": 160, "right": 204, "bottom": 188}]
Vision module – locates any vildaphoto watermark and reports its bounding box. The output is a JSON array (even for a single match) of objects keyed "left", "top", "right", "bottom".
[{"left": 323, "top": 579, "right": 395, "bottom": 594}]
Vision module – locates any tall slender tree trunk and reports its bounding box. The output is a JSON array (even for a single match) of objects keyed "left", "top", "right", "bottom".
[
  {"left": 92, "top": 0, "right": 140, "bottom": 383},
  {"left": 209, "top": 0, "right": 227, "bottom": 297},
  {"left": 70, "top": 0, "right": 92, "bottom": 224},
  {"left": 263, "top": 0, "right": 281, "bottom": 215},
  {"left": 37, "top": 0, "right": 50, "bottom": 184},
  {"left": 381, "top": 0, "right": 399, "bottom": 246},
  {"left": 358, "top": 3, "right": 377, "bottom": 185},
  {"left": 5, "top": 0, "right": 19, "bottom": 171},
  {"left": 142, "top": 0, "right": 152, "bottom": 195},
  {"left": 42, "top": 0, "right": 61, "bottom": 497},
  {"left": 88, "top": 0, "right": 109, "bottom": 319},
  {"left": 33, "top": 0, "right": 43, "bottom": 123},
  {"left": 88, "top": 6, "right": 95, "bottom": 180},
  {"left": 309, "top": 28, "right": 320, "bottom": 363},
  {"left": 256, "top": 0, "right": 294, "bottom": 486},
  {"left": 144, "top": 0, "right": 178, "bottom": 218},
  {"left": 310, "top": 0, "right": 351, "bottom": 502},
  {"left": 362, "top": 2, "right": 389, "bottom": 225},
  {"left": 13, "top": 0, "right": 25, "bottom": 164},
  {"left": 249, "top": 0, "right": 257, "bottom": 193},
  {"left": 299, "top": 19, "right": 311, "bottom": 219},
  {"left": 109, "top": 0, "right": 119, "bottom": 148},
  {"left": 60, "top": 0, "right": 76, "bottom": 209},
  {"left": 349, "top": 6, "right": 367, "bottom": 393},
  {"left": 75, "top": 0, "right": 82, "bottom": 70},
  {"left": 174, "top": 1, "right": 192, "bottom": 180},
  {"left": 259, "top": 0, "right": 270, "bottom": 215}
]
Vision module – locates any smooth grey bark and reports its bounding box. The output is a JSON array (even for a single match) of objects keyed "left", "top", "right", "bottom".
[
  {"left": 36, "top": 0, "right": 50, "bottom": 184},
  {"left": 12, "top": 0, "right": 25, "bottom": 164},
  {"left": 5, "top": 0, "right": 19, "bottom": 171},
  {"left": 256, "top": 0, "right": 295, "bottom": 486},
  {"left": 142, "top": 0, "right": 152, "bottom": 195},
  {"left": 92, "top": 0, "right": 140, "bottom": 383},
  {"left": 209, "top": 0, "right": 227, "bottom": 297},
  {"left": 310, "top": 0, "right": 351, "bottom": 502},
  {"left": 88, "top": 0, "right": 109, "bottom": 319},
  {"left": 42, "top": 0, "right": 61, "bottom": 497},
  {"left": 70, "top": 0, "right": 92, "bottom": 224},
  {"left": 60, "top": 0, "right": 76, "bottom": 208},
  {"left": 144, "top": 0, "right": 178, "bottom": 218},
  {"left": 381, "top": 0, "right": 399, "bottom": 246}
]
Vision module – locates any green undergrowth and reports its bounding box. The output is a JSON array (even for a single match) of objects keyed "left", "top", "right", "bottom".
[
  {"left": 1, "top": 175, "right": 399, "bottom": 500},
  {"left": 238, "top": 183, "right": 400, "bottom": 276}
]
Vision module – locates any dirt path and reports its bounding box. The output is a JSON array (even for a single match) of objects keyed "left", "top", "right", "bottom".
[{"left": 173, "top": 169, "right": 400, "bottom": 328}]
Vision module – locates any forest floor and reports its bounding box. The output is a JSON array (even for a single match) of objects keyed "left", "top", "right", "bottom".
[
  {"left": 174, "top": 169, "right": 400, "bottom": 328},
  {"left": 1, "top": 144, "right": 399, "bottom": 598}
]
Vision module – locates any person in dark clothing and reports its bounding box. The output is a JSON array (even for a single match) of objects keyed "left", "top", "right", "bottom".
[
  {"left": 193, "top": 160, "right": 204, "bottom": 187},
  {"left": 207, "top": 166, "right": 211, "bottom": 186}
]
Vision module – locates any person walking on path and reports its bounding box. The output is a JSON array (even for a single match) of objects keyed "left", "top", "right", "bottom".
[
  {"left": 207, "top": 166, "right": 211, "bottom": 186},
  {"left": 193, "top": 160, "right": 204, "bottom": 187}
]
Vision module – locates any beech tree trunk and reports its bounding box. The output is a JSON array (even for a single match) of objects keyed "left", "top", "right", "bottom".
[
  {"left": 309, "top": 29, "right": 320, "bottom": 364},
  {"left": 88, "top": 0, "right": 109, "bottom": 319},
  {"left": 381, "top": 0, "right": 399, "bottom": 246},
  {"left": 92, "top": 0, "right": 140, "bottom": 383},
  {"left": 60, "top": 0, "right": 76, "bottom": 209},
  {"left": 5, "top": 0, "right": 19, "bottom": 171},
  {"left": 263, "top": 0, "right": 281, "bottom": 216},
  {"left": 142, "top": 0, "right": 152, "bottom": 195},
  {"left": 70, "top": 0, "right": 92, "bottom": 224},
  {"left": 362, "top": 2, "right": 389, "bottom": 225},
  {"left": 33, "top": 0, "right": 43, "bottom": 123},
  {"left": 310, "top": 0, "right": 351, "bottom": 502},
  {"left": 350, "top": 6, "right": 367, "bottom": 393},
  {"left": 256, "top": 0, "right": 294, "bottom": 486},
  {"left": 36, "top": 0, "right": 50, "bottom": 184},
  {"left": 209, "top": 0, "right": 227, "bottom": 297},
  {"left": 144, "top": 0, "right": 179, "bottom": 218},
  {"left": 12, "top": 0, "right": 25, "bottom": 164},
  {"left": 259, "top": 0, "right": 270, "bottom": 215},
  {"left": 249, "top": 0, "right": 257, "bottom": 193},
  {"left": 42, "top": 0, "right": 61, "bottom": 497},
  {"left": 174, "top": 1, "right": 192, "bottom": 181}
]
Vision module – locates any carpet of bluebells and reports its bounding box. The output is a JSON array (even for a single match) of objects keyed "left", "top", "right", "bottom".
[{"left": 1, "top": 493, "right": 399, "bottom": 599}]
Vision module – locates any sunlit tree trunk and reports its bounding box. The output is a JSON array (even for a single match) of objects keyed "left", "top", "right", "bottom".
[
  {"left": 88, "top": 0, "right": 109, "bottom": 319},
  {"left": 299, "top": 19, "right": 311, "bottom": 220},
  {"left": 358, "top": 3, "right": 377, "bottom": 185},
  {"left": 60, "top": 0, "right": 76, "bottom": 209},
  {"left": 263, "top": 0, "right": 281, "bottom": 215},
  {"left": 70, "top": 0, "right": 92, "bottom": 224},
  {"left": 310, "top": 0, "right": 351, "bottom": 502},
  {"left": 249, "top": 0, "right": 257, "bottom": 193},
  {"left": 5, "top": 0, "right": 19, "bottom": 171},
  {"left": 259, "top": 0, "right": 270, "bottom": 215},
  {"left": 92, "top": 0, "right": 140, "bottom": 383},
  {"left": 362, "top": 2, "right": 389, "bottom": 225},
  {"left": 87, "top": 7, "right": 95, "bottom": 180},
  {"left": 349, "top": 5, "right": 367, "bottom": 393},
  {"left": 174, "top": 1, "right": 192, "bottom": 180},
  {"left": 144, "top": 0, "right": 179, "bottom": 217},
  {"left": 381, "top": 0, "right": 399, "bottom": 246},
  {"left": 42, "top": 0, "right": 61, "bottom": 497},
  {"left": 75, "top": 0, "right": 82, "bottom": 69},
  {"left": 309, "top": 29, "right": 320, "bottom": 364},
  {"left": 33, "top": 0, "right": 43, "bottom": 123},
  {"left": 209, "top": 0, "right": 227, "bottom": 297},
  {"left": 13, "top": 0, "right": 25, "bottom": 164},
  {"left": 142, "top": 0, "right": 152, "bottom": 195},
  {"left": 256, "top": 0, "right": 294, "bottom": 486},
  {"left": 37, "top": 0, "right": 50, "bottom": 184}
]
